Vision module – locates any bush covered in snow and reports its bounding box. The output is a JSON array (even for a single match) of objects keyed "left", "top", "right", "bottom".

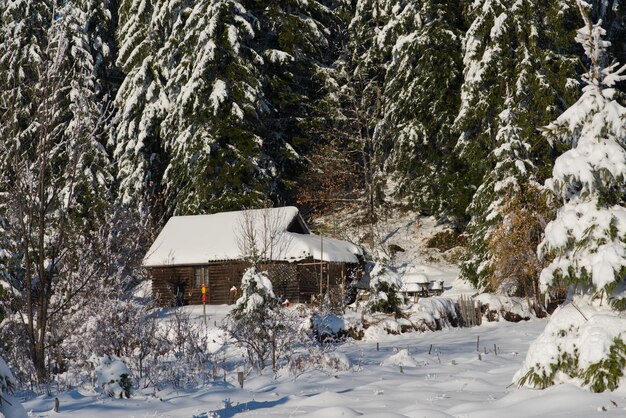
[
  {"left": 407, "top": 297, "right": 460, "bottom": 330},
  {"left": 362, "top": 297, "right": 460, "bottom": 338},
  {"left": 311, "top": 313, "right": 348, "bottom": 342},
  {"left": 91, "top": 355, "right": 132, "bottom": 398},
  {"left": 368, "top": 263, "right": 402, "bottom": 315},
  {"left": 515, "top": 296, "right": 626, "bottom": 392},
  {"left": 475, "top": 293, "right": 535, "bottom": 322},
  {"left": 289, "top": 347, "right": 351, "bottom": 378}
]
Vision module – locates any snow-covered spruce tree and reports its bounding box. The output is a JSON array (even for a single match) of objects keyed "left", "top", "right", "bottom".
[
  {"left": 112, "top": 0, "right": 169, "bottom": 223},
  {"left": 252, "top": 1, "right": 341, "bottom": 192},
  {"left": 78, "top": 0, "right": 121, "bottom": 99},
  {"left": 516, "top": 3, "right": 626, "bottom": 392},
  {"left": 224, "top": 267, "right": 302, "bottom": 373},
  {"left": 460, "top": 100, "right": 549, "bottom": 301},
  {"left": 160, "top": 0, "right": 271, "bottom": 215},
  {"left": 373, "top": 0, "right": 467, "bottom": 218},
  {"left": 457, "top": 0, "right": 581, "bottom": 289},
  {"left": 455, "top": 0, "right": 580, "bottom": 196},
  {"left": 115, "top": 0, "right": 341, "bottom": 217}
]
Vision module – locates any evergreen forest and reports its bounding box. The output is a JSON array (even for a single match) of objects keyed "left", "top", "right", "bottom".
[{"left": 1, "top": 0, "right": 625, "bottom": 391}]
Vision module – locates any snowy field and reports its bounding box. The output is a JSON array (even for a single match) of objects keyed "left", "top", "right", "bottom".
[
  {"left": 8, "top": 214, "right": 625, "bottom": 418},
  {"left": 19, "top": 314, "right": 626, "bottom": 418}
]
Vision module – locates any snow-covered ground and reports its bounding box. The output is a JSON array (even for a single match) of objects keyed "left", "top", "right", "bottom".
[
  {"left": 12, "top": 214, "right": 626, "bottom": 417},
  {"left": 20, "top": 315, "right": 626, "bottom": 417}
]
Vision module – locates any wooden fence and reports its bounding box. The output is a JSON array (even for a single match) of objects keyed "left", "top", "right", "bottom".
[{"left": 457, "top": 295, "right": 482, "bottom": 327}]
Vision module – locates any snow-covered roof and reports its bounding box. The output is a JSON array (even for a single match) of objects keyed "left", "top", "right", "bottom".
[{"left": 143, "top": 207, "right": 363, "bottom": 267}]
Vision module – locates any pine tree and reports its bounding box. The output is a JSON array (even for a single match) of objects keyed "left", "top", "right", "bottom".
[
  {"left": 362, "top": 0, "right": 464, "bottom": 219},
  {"left": 461, "top": 99, "right": 547, "bottom": 298},
  {"left": 455, "top": 0, "right": 580, "bottom": 185},
  {"left": 457, "top": 0, "right": 581, "bottom": 288},
  {"left": 538, "top": 8, "right": 626, "bottom": 302},
  {"left": 516, "top": 3, "right": 626, "bottom": 391}
]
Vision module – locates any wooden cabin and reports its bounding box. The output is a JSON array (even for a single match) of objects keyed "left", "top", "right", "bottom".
[{"left": 143, "top": 207, "right": 363, "bottom": 306}]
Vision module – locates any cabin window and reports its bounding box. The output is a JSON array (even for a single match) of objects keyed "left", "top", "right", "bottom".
[{"left": 194, "top": 266, "right": 209, "bottom": 288}]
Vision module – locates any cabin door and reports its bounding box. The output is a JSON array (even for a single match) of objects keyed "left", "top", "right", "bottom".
[{"left": 173, "top": 280, "right": 187, "bottom": 306}]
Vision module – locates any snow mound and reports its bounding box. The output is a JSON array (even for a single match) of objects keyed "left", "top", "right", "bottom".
[
  {"left": 400, "top": 409, "right": 455, "bottom": 418},
  {"left": 300, "top": 406, "right": 361, "bottom": 417},
  {"left": 381, "top": 349, "right": 420, "bottom": 367},
  {"left": 475, "top": 293, "right": 534, "bottom": 322}
]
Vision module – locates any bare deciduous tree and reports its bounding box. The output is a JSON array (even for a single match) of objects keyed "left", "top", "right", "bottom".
[{"left": 236, "top": 206, "right": 291, "bottom": 267}]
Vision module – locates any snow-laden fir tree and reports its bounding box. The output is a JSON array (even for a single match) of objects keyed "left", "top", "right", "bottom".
[
  {"left": 461, "top": 98, "right": 549, "bottom": 304},
  {"left": 516, "top": 2, "right": 626, "bottom": 392},
  {"left": 455, "top": 0, "right": 580, "bottom": 188},
  {"left": 348, "top": 0, "right": 397, "bottom": 84},
  {"left": 538, "top": 10, "right": 626, "bottom": 305},
  {"left": 114, "top": 0, "right": 340, "bottom": 217},
  {"left": 159, "top": 0, "right": 267, "bottom": 214},
  {"left": 373, "top": 0, "right": 466, "bottom": 218},
  {"left": 589, "top": 0, "right": 626, "bottom": 83},
  {"left": 76, "top": 0, "right": 120, "bottom": 99},
  {"left": 457, "top": 0, "right": 581, "bottom": 289},
  {"left": 112, "top": 0, "right": 169, "bottom": 222}
]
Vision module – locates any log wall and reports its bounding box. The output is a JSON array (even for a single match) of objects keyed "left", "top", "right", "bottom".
[{"left": 149, "top": 260, "right": 361, "bottom": 307}]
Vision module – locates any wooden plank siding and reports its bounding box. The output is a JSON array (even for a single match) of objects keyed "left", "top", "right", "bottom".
[
  {"left": 149, "top": 260, "right": 361, "bottom": 307},
  {"left": 151, "top": 266, "right": 194, "bottom": 306}
]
